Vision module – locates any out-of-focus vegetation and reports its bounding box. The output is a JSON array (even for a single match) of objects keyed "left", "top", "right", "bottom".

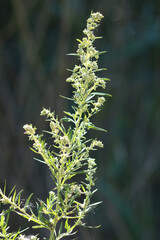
[{"left": 0, "top": 0, "right": 160, "bottom": 239}]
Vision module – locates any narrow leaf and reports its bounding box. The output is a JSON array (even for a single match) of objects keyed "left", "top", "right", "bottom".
[
  {"left": 61, "top": 117, "right": 74, "bottom": 123},
  {"left": 24, "top": 193, "right": 33, "bottom": 209},
  {"left": 60, "top": 95, "right": 74, "bottom": 101},
  {"left": 34, "top": 158, "right": 47, "bottom": 165},
  {"left": 101, "top": 77, "right": 111, "bottom": 81},
  {"left": 66, "top": 69, "right": 73, "bottom": 72},
  {"left": 76, "top": 39, "right": 83, "bottom": 43},
  {"left": 89, "top": 201, "right": 102, "bottom": 208},
  {"left": 92, "top": 92, "right": 112, "bottom": 97},
  {"left": 64, "top": 111, "right": 74, "bottom": 118},
  {"left": 58, "top": 222, "right": 64, "bottom": 235},
  {"left": 88, "top": 124, "right": 107, "bottom": 132},
  {"left": 98, "top": 51, "right": 107, "bottom": 55},
  {"left": 32, "top": 225, "right": 46, "bottom": 229},
  {"left": 8, "top": 186, "right": 16, "bottom": 197},
  {"left": 3, "top": 181, "right": 6, "bottom": 195},
  {"left": 30, "top": 147, "right": 38, "bottom": 154},
  {"left": 95, "top": 36, "right": 103, "bottom": 39},
  {"left": 12, "top": 190, "right": 16, "bottom": 203},
  {"left": 94, "top": 68, "right": 107, "bottom": 72},
  {"left": 15, "top": 190, "right": 23, "bottom": 205},
  {"left": 67, "top": 53, "right": 79, "bottom": 56}
]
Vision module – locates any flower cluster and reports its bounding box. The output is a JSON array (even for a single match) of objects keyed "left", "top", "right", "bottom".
[{"left": 66, "top": 12, "right": 107, "bottom": 118}]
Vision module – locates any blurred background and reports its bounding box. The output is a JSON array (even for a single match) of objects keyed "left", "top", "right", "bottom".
[{"left": 0, "top": 0, "right": 160, "bottom": 239}]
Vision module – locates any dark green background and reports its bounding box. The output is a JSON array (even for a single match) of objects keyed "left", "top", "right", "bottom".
[{"left": 0, "top": 0, "right": 160, "bottom": 239}]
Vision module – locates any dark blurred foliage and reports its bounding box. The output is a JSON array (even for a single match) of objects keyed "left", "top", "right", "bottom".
[{"left": 0, "top": 0, "right": 160, "bottom": 239}]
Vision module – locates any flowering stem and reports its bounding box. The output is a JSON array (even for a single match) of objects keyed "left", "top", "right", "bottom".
[{"left": 0, "top": 11, "right": 110, "bottom": 240}]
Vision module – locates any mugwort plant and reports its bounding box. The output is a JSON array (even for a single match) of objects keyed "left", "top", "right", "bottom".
[{"left": 0, "top": 12, "right": 111, "bottom": 240}]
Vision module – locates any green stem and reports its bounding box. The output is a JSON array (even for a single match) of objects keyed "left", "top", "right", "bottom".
[
  {"left": 49, "top": 230, "right": 55, "bottom": 240},
  {"left": 72, "top": 109, "right": 83, "bottom": 144}
]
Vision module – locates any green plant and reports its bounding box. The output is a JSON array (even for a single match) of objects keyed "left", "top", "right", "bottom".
[{"left": 0, "top": 12, "right": 111, "bottom": 240}]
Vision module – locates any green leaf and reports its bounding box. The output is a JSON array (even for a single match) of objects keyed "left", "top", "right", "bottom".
[
  {"left": 61, "top": 117, "right": 74, "bottom": 124},
  {"left": 83, "top": 224, "right": 101, "bottom": 229},
  {"left": 65, "top": 219, "right": 70, "bottom": 230},
  {"left": 76, "top": 39, "right": 83, "bottom": 43},
  {"left": 81, "top": 185, "right": 86, "bottom": 193},
  {"left": 32, "top": 225, "right": 46, "bottom": 229},
  {"left": 101, "top": 78, "right": 111, "bottom": 81},
  {"left": 8, "top": 186, "right": 16, "bottom": 198},
  {"left": 66, "top": 69, "right": 73, "bottom": 72},
  {"left": 30, "top": 147, "right": 38, "bottom": 154},
  {"left": 89, "top": 201, "right": 102, "bottom": 208},
  {"left": 90, "top": 189, "right": 98, "bottom": 196},
  {"left": 88, "top": 124, "right": 107, "bottom": 132},
  {"left": 67, "top": 53, "right": 79, "bottom": 56},
  {"left": 24, "top": 193, "right": 33, "bottom": 209},
  {"left": 0, "top": 214, "right": 5, "bottom": 226},
  {"left": 98, "top": 51, "right": 107, "bottom": 55},
  {"left": 43, "top": 130, "right": 53, "bottom": 135},
  {"left": 12, "top": 190, "right": 16, "bottom": 203},
  {"left": 15, "top": 190, "right": 23, "bottom": 205},
  {"left": 92, "top": 92, "right": 112, "bottom": 97},
  {"left": 3, "top": 181, "right": 6, "bottom": 195},
  {"left": 58, "top": 222, "right": 64, "bottom": 235},
  {"left": 50, "top": 209, "right": 57, "bottom": 216},
  {"left": 67, "top": 127, "right": 73, "bottom": 141},
  {"left": 34, "top": 158, "right": 47, "bottom": 165},
  {"left": 64, "top": 111, "right": 74, "bottom": 118},
  {"left": 86, "top": 94, "right": 95, "bottom": 103},
  {"left": 95, "top": 36, "right": 103, "bottom": 40},
  {"left": 60, "top": 95, "right": 74, "bottom": 101},
  {"left": 94, "top": 68, "right": 107, "bottom": 72}
]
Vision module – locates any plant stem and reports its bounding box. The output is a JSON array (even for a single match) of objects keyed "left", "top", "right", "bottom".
[{"left": 49, "top": 230, "right": 55, "bottom": 240}]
